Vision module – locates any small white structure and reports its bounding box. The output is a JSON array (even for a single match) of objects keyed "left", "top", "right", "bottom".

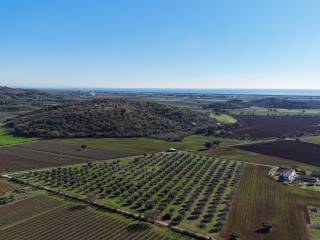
[
  {"left": 281, "top": 169, "right": 297, "bottom": 182},
  {"left": 167, "top": 148, "right": 177, "bottom": 152}
]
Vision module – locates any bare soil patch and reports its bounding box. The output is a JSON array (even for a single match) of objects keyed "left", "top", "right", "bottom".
[
  {"left": 0, "top": 146, "right": 92, "bottom": 172},
  {"left": 233, "top": 115, "right": 320, "bottom": 138},
  {"left": 236, "top": 140, "right": 320, "bottom": 166},
  {"left": 221, "top": 165, "right": 320, "bottom": 240},
  {"left": 16, "top": 140, "right": 127, "bottom": 160}
]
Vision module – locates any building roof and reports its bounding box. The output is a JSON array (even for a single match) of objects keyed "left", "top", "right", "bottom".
[
  {"left": 300, "top": 175, "right": 319, "bottom": 182},
  {"left": 282, "top": 169, "right": 296, "bottom": 178}
]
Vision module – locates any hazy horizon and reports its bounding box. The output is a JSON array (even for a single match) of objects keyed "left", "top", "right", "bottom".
[
  {"left": 5, "top": 85, "right": 320, "bottom": 97},
  {"left": 1, "top": 1, "right": 320, "bottom": 89},
  {"left": 6, "top": 85, "right": 320, "bottom": 91}
]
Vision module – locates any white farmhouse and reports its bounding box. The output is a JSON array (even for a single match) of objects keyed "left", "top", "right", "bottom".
[{"left": 281, "top": 169, "right": 297, "bottom": 182}]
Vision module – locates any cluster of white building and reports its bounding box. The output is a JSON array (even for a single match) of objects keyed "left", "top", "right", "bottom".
[{"left": 274, "top": 167, "right": 319, "bottom": 184}]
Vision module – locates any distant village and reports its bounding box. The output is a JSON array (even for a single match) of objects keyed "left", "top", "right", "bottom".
[{"left": 273, "top": 167, "right": 320, "bottom": 185}]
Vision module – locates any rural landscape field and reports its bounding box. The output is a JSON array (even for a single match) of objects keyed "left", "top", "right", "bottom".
[
  {"left": 1, "top": 1, "right": 320, "bottom": 239},
  {"left": 2, "top": 86, "right": 320, "bottom": 240}
]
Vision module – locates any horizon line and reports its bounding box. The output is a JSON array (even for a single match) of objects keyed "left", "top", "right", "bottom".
[{"left": 4, "top": 85, "right": 320, "bottom": 91}]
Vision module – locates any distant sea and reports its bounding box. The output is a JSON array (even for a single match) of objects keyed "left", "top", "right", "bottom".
[{"left": 67, "top": 88, "right": 320, "bottom": 96}]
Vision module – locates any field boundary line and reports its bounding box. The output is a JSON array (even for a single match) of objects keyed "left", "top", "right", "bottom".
[
  {"left": 1, "top": 175, "right": 216, "bottom": 240},
  {"left": 0, "top": 139, "right": 42, "bottom": 148},
  {"left": 11, "top": 146, "right": 95, "bottom": 161},
  {"left": 12, "top": 144, "right": 142, "bottom": 162},
  {"left": 216, "top": 138, "right": 278, "bottom": 148}
]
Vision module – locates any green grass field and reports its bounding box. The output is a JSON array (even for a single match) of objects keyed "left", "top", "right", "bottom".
[
  {"left": 60, "top": 135, "right": 251, "bottom": 155},
  {"left": 210, "top": 113, "right": 237, "bottom": 124},
  {"left": 0, "top": 128, "right": 36, "bottom": 146},
  {"left": 230, "top": 106, "right": 320, "bottom": 116},
  {"left": 300, "top": 135, "right": 320, "bottom": 145}
]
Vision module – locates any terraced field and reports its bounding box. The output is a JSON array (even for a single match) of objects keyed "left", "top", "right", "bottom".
[
  {"left": 14, "top": 152, "right": 245, "bottom": 237},
  {"left": 0, "top": 194, "right": 188, "bottom": 240}
]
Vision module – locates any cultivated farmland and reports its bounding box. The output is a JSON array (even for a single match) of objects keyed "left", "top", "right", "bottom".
[
  {"left": 0, "top": 195, "right": 63, "bottom": 227},
  {"left": 199, "top": 146, "right": 304, "bottom": 168},
  {"left": 0, "top": 146, "right": 92, "bottom": 172},
  {"left": 233, "top": 115, "right": 320, "bottom": 138},
  {"left": 60, "top": 135, "right": 250, "bottom": 154},
  {"left": 236, "top": 140, "right": 320, "bottom": 167},
  {"left": 16, "top": 140, "right": 128, "bottom": 160},
  {"left": 220, "top": 165, "right": 320, "bottom": 240},
  {"left": 14, "top": 152, "right": 245, "bottom": 237},
  {"left": 0, "top": 194, "right": 185, "bottom": 240}
]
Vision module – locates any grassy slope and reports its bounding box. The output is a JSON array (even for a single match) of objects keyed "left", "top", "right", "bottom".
[
  {"left": 60, "top": 135, "right": 251, "bottom": 154},
  {"left": 210, "top": 113, "right": 237, "bottom": 124},
  {"left": 220, "top": 165, "right": 320, "bottom": 240},
  {"left": 0, "top": 128, "right": 35, "bottom": 146}
]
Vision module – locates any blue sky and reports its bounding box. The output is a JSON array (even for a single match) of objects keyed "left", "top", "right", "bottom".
[{"left": 1, "top": 0, "right": 320, "bottom": 89}]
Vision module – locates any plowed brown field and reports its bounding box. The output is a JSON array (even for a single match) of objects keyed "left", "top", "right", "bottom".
[{"left": 220, "top": 165, "right": 320, "bottom": 240}]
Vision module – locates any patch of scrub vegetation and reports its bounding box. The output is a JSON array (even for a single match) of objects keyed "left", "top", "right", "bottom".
[
  {"left": 210, "top": 113, "right": 237, "bottom": 124},
  {"left": 0, "top": 128, "right": 36, "bottom": 146},
  {"left": 14, "top": 152, "right": 245, "bottom": 237}
]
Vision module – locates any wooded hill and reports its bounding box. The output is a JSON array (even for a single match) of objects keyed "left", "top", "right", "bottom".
[
  {"left": 250, "top": 97, "right": 320, "bottom": 109},
  {"left": 204, "top": 97, "right": 320, "bottom": 111},
  {"left": 0, "top": 86, "right": 71, "bottom": 112},
  {"left": 8, "top": 99, "right": 216, "bottom": 138}
]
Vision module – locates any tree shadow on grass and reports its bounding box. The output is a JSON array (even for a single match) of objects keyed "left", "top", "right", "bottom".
[
  {"left": 255, "top": 227, "right": 272, "bottom": 234},
  {"left": 68, "top": 205, "right": 88, "bottom": 211},
  {"left": 126, "top": 222, "right": 151, "bottom": 233}
]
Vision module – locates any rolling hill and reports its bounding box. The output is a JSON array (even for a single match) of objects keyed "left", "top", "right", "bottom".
[{"left": 7, "top": 99, "right": 216, "bottom": 138}]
